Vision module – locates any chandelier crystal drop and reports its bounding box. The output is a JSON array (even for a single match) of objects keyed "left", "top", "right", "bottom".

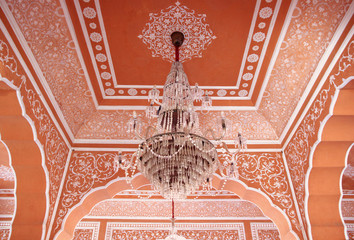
[{"left": 119, "top": 31, "right": 247, "bottom": 200}]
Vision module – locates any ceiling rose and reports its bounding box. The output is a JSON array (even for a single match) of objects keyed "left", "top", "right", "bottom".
[{"left": 138, "top": 1, "right": 216, "bottom": 62}]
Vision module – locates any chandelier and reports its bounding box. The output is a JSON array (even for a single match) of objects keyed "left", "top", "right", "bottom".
[{"left": 117, "top": 32, "right": 247, "bottom": 200}]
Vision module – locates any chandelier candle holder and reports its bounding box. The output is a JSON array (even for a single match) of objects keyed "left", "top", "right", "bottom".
[{"left": 117, "top": 32, "right": 247, "bottom": 199}]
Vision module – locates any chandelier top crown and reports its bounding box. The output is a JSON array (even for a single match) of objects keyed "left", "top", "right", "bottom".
[{"left": 171, "top": 31, "right": 185, "bottom": 47}]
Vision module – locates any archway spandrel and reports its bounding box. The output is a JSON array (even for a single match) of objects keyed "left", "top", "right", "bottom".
[
  {"left": 55, "top": 151, "right": 301, "bottom": 239},
  {"left": 51, "top": 151, "right": 133, "bottom": 239},
  {"left": 0, "top": 30, "right": 70, "bottom": 237},
  {"left": 284, "top": 37, "right": 354, "bottom": 236}
]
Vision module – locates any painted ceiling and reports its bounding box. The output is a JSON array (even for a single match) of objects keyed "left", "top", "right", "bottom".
[
  {"left": 0, "top": 0, "right": 353, "bottom": 239},
  {"left": 0, "top": 0, "right": 350, "bottom": 147}
]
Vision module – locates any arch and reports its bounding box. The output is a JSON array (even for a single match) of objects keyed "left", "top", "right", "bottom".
[
  {"left": 306, "top": 79, "right": 354, "bottom": 239},
  {"left": 56, "top": 174, "right": 298, "bottom": 240},
  {"left": 0, "top": 80, "right": 47, "bottom": 239}
]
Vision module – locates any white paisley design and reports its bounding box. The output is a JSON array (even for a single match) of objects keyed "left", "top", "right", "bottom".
[{"left": 138, "top": 1, "right": 216, "bottom": 62}]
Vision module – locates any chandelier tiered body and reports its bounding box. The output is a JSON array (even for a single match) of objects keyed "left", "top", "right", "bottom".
[
  {"left": 120, "top": 32, "right": 247, "bottom": 200},
  {"left": 138, "top": 61, "right": 218, "bottom": 199}
]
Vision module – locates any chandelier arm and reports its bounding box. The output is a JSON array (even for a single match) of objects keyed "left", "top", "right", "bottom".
[
  {"left": 203, "top": 128, "right": 226, "bottom": 141},
  {"left": 153, "top": 99, "right": 162, "bottom": 106},
  {"left": 145, "top": 126, "right": 158, "bottom": 139},
  {"left": 120, "top": 152, "right": 137, "bottom": 171},
  {"left": 134, "top": 128, "right": 145, "bottom": 140}
]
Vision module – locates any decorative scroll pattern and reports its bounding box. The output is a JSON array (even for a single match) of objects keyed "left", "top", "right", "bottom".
[
  {"left": 222, "top": 152, "right": 301, "bottom": 236},
  {"left": 106, "top": 223, "right": 246, "bottom": 240},
  {"left": 6, "top": 0, "right": 96, "bottom": 134},
  {"left": 87, "top": 199, "right": 265, "bottom": 218},
  {"left": 76, "top": 110, "right": 278, "bottom": 140},
  {"left": 0, "top": 32, "right": 69, "bottom": 235},
  {"left": 73, "top": 222, "right": 100, "bottom": 240},
  {"left": 284, "top": 39, "right": 353, "bottom": 233},
  {"left": 52, "top": 152, "right": 131, "bottom": 237},
  {"left": 251, "top": 222, "right": 280, "bottom": 240},
  {"left": 259, "top": 0, "right": 351, "bottom": 135},
  {"left": 0, "top": 222, "right": 11, "bottom": 240},
  {"left": 138, "top": 1, "right": 216, "bottom": 63}
]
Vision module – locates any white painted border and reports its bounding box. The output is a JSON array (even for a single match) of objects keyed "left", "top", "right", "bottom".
[
  {"left": 282, "top": 151, "right": 308, "bottom": 240},
  {"left": 75, "top": 221, "right": 100, "bottom": 240},
  {"left": 250, "top": 222, "right": 278, "bottom": 239},
  {"left": 72, "top": 0, "right": 282, "bottom": 103},
  {"left": 247, "top": 0, "right": 283, "bottom": 97},
  {"left": 46, "top": 149, "right": 72, "bottom": 240},
  {"left": 235, "top": 0, "right": 261, "bottom": 89},
  {"left": 105, "top": 222, "right": 246, "bottom": 239},
  {"left": 254, "top": 0, "right": 298, "bottom": 107},
  {"left": 280, "top": 4, "right": 354, "bottom": 146},
  {"left": 59, "top": 0, "right": 99, "bottom": 108}
]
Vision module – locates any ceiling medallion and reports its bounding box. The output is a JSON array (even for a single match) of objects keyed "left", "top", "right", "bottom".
[
  {"left": 138, "top": 1, "right": 216, "bottom": 62},
  {"left": 116, "top": 32, "right": 247, "bottom": 200}
]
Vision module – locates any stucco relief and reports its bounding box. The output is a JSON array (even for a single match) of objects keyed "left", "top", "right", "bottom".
[
  {"left": 259, "top": 0, "right": 351, "bottom": 135},
  {"left": 52, "top": 151, "right": 130, "bottom": 237},
  {"left": 73, "top": 222, "right": 99, "bottom": 240},
  {"left": 76, "top": 110, "right": 279, "bottom": 140},
  {"left": 223, "top": 152, "right": 301, "bottom": 236},
  {"left": 251, "top": 222, "right": 280, "bottom": 240},
  {"left": 53, "top": 151, "right": 301, "bottom": 238},
  {"left": 6, "top": 0, "right": 96, "bottom": 135},
  {"left": 105, "top": 223, "right": 246, "bottom": 240},
  {"left": 87, "top": 199, "right": 265, "bottom": 218},
  {"left": 0, "top": 32, "right": 69, "bottom": 235},
  {"left": 284, "top": 39, "right": 353, "bottom": 234}
]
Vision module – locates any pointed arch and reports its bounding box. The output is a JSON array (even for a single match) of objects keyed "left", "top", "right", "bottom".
[
  {"left": 56, "top": 173, "right": 298, "bottom": 240},
  {"left": 0, "top": 80, "right": 47, "bottom": 239},
  {"left": 306, "top": 79, "right": 354, "bottom": 239}
]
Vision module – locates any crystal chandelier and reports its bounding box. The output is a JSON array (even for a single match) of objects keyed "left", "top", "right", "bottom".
[{"left": 118, "top": 32, "right": 247, "bottom": 200}]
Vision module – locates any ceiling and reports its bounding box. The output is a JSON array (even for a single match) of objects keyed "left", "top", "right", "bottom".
[
  {"left": 0, "top": 0, "right": 352, "bottom": 239},
  {"left": 1, "top": 0, "right": 350, "bottom": 147}
]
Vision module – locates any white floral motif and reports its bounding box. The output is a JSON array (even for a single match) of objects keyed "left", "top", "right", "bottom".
[
  {"left": 127, "top": 88, "right": 137, "bottom": 96},
  {"left": 105, "top": 88, "right": 115, "bottom": 95},
  {"left": 238, "top": 90, "right": 248, "bottom": 97},
  {"left": 259, "top": 7, "right": 273, "bottom": 19},
  {"left": 138, "top": 1, "right": 216, "bottom": 62},
  {"left": 242, "top": 73, "right": 253, "bottom": 81},
  {"left": 253, "top": 32, "right": 265, "bottom": 42},
  {"left": 247, "top": 54, "right": 259, "bottom": 63},
  {"left": 83, "top": 7, "right": 96, "bottom": 19},
  {"left": 217, "top": 89, "right": 227, "bottom": 97},
  {"left": 89, "top": 23, "right": 96, "bottom": 29},
  {"left": 101, "top": 72, "right": 111, "bottom": 80},
  {"left": 258, "top": 22, "right": 266, "bottom": 29},
  {"left": 90, "top": 32, "right": 102, "bottom": 42},
  {"left": 95, "top": 53, "right": 107, "bottom": 62}
]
